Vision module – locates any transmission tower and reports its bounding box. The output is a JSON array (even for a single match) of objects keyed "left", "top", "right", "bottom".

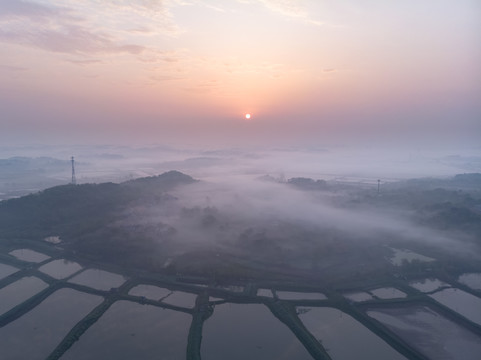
[{"left": 71, "top": 156, "right": 76, "bottom": 185}]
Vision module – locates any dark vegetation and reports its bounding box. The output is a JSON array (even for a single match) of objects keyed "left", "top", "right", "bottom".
[{"left": 0, "top": 171, "right": 480, "bottom": 283}]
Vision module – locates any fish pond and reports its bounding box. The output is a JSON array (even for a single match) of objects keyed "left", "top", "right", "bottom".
[
  {"left": 0, "top": 288, "right": 103, "bottom": 360},
  {"left": 298, "top": 307, "right": 407, "bottom": 360},
  {"left": 201, "top": 303, "right": 313, "bottom": 360},
  {"left": 367, "top": 305, "right": 481, "bottom": 360},
  {"left": 59, "top": 300, "right": 191, "bottom": 360}
]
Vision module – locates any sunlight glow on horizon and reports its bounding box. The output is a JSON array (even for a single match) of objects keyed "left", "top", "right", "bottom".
[{"left": 0, "top": 0, "right": 479, "bottom": 146}]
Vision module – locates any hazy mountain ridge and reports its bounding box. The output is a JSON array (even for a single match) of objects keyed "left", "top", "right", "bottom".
[{"left": 0, "top": 171, "right": 480, "bottom": 282}]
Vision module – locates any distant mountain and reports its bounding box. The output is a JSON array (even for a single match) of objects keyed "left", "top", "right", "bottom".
[{"left": 0, "top": 156, "right": 69, "bottom": 173}]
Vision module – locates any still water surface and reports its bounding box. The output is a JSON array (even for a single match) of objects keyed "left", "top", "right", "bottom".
[
  {"left": 69, "top": 269, "right": 126, "bottom": 290},
  {"left": 202, "top": 303, "right": 313, "bottom": 360},
  {"left": 9, "top": 249, "right": 50, "bottom": 263},
  {"left": 298, "top": 307, "right": 407, "bottom": 360},
  {"left": 276, "top": 291, "right": 327, "bottom": 300},
  {"left": 458, "top": 273, "right": 481, "bottom": 291},
  {"left": 429, "top": 288, "right": 481, "bottom": 326},
  {"left": 368, "top": 305, "right": 481, "bottom": 360},
  {"left": 0, "top": 288, "right": 103, "bottom": 360},
  {"left": 0, "top": 276, "right": 48, "bottom": 316},
  {"left": 0, "top": 262, "right": 18, "bottom": 279},
  {"left": 128, "top": 284, "right": 172, "bottom": 300},
  {"left": 39, "top": 259, "right": 82, "bottom": 279},
  {"left": 60, "top": 300, "right": 191, "bottom": 360}
]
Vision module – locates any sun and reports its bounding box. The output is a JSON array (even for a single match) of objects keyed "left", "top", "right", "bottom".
[{"left": 245, "top": 113, "right": 251, "bottom": 120}]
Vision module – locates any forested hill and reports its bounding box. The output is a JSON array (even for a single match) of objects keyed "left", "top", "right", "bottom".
[{"left": 0, "top": 170, "right": 196, "bottom": 241}]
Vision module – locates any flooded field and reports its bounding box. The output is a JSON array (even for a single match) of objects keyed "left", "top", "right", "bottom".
[
  {"left": 59, "top": 300, "right": 191, "bottom": 360},
  {"left": 276, "top": 291, "right": 327, "bottom": 300},
  {"left": 367, "top": 305, "right": 481, "bottom": 360},
  {"left": 0, "top": 276, "right": 48, "bottom": 316},
  {"left": 409, "top": 278, "right": 450, "bottom": 292},
  {"left": 298, "top": 307, "right": 407, "bottom": 360},
  {"left": 128, "top": 284, "right": 172, "bottom": 300},
  {"left": 69, "top": 269, "right": 126, "bottom": 290},
  {"left": 39, "top": 259, "right": 82, "bottom": 279},
  {"left": 388, "top": 248, "right": 434, "bottom": 266},
  {"left": 202, "top": 303, "right": 313, "bottom": 360},
  {"left": 343, "top": 292, "right": 373, "bottom": 302},
  {"left": 0, "top": 262, "right": 18, "bottom": 279},
  {"left": 161, "top": 291, "right": 197, "bottom": 308},
  {"left": 429, "top": 288, "right": 481, "bottom": 326},
  {"left": 9, "top": 249, "right": 50, "bottom": 263},
  {"left": 0, "top": 288, "right": 103, "bottom": 360},
  {"left": 256, "top": 288, "right": 273, "bottom": 297},
  {"left": 370, "top": 287, "right": 406, "bottom": 299},
  {"left": 458, "top": 273, "right": 481, "bottom": 291}
]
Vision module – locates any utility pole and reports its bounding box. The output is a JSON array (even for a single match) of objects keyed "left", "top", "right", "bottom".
[
  {"left": 71, "top": 156, "right": 76, "bottom": 185},
  {"left": 377, "top": 179, "right": 380, "bottom": 195}
]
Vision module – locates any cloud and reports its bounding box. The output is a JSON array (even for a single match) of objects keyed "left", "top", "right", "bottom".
[
  {"left": 0, "top": 0, "right": 62, "bottom": 20},
  {"left": 240, "top": 0, "right": 323, "bottom": 26},
  {"left": 0, "top": 64, "right": 28, "bottom": 72},
  {"left": 0, "top": 25, "right": 145, "bottom": 55},
  {"left": 0, "top": 0, "right": 175, "bottom": 57},
  {"left": 66, "top": 59, "right": 103, "bottom": 66}
]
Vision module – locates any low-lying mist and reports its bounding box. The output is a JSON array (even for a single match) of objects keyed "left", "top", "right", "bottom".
[{"left": 1, "top": 143, "right": 480, "bottom": 278}]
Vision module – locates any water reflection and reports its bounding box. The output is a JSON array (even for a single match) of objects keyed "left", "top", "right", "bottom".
[
  {"left": 202, "top": 303, "right": 313, "bottom": 360},
  {"left": 128, "top": 284, "right": 171, "bottom": 300},
  {"left": 370, "top": 287, "right": 406, "bottom": 299},
  {"left": 429, "top": 288, "right": 481, "bottom": 326},
  {"left": 368, "top": 305, "right": 481, "bottom": 360},
  {"left": 276, "top": 291, "right": 327, "bottom": 300},
  {"left": 161, "top": 291, "right": 197, "bottom": 308},
  {"left": 0, "top": 288, "right": 103, "bottom": 360},
  {"left": 39, "top": 259, "right": 82, "bottom": 279},
  {"left": 343, "top": 292, "right": 373, "bottom": 302},
  {"left": 388, "top": 248, "right": 434, "bottom": 266},
  {"left": 298, "top": 307, "right": 407, "bottom": 360},
  {"left": 0, "top": 262, "right": 18, "bottom": 280},
  {"left": 60, "top": 301, "right": 191, "bottom": 360},
  {"left": 69, "top": 269, "right": 126, "bottom": 290},
  {"left": 458, "top": 273, "right": 481, "bottom": 291},
  {"left": 9, "top": 249, "right": 50, "bottom": 263},
  {"left": 0, "top": 276, "right": 48, "bottom": 316},
  {"left": 409, "top": 278, "right": 449, "bottom": 293}
]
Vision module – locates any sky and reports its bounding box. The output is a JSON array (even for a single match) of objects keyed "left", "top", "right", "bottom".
[{"left": 0, "top": 0, "right": 480, "bottom": 148}]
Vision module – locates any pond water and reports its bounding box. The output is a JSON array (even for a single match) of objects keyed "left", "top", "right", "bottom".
[
  {"left": 161, "top": 291, "right": 197, "bottom": 308},
  {"left": 69, "top": 269, "right": 126, "bottom": 290},
  {"left": 59, "top": 300, "right": 191, "bottom": 360},
  {"left": 367, "top": 305, "right": 481, "bottom": 360},
  {"left": 202, "top": 303, "right": 313, "bottom": 360},
  {"left": 298, "top": 307, "right": 407, "bottom": 360},
  {"left": 128, "top": 284, "right": 172, "bottom": 300},
  {"left": 276, "top": 291, "right": 327, "bottom": 300},
  {"left": 0, "top": 276, "right": 48, "bottom": 316},
  {"left": 257, "top": 288, "right": 273, "bottom": 297},
  {"left": 39, "top": 259, "right": 82, "bottom": 279},
  {"left": 370, "top": 287, "right": 407, "bottom": 299},
  {"left": 0, "top": 262, "right": 18, "bottom": 280},
  {"left": 343, "top": 292, "right": 373, "bottom": 302},
  {"left": 388, "top": 248, "right": 434, "bottom": 266},
  {"left": 218, "top": 285, "right": 244, "bottom": 293},
  {"left": 0, "top": 288, "right": 103, "bottom": 360},
  {"left": 409, "top": 278, "right": 450, "bottom": 293},
  {"left": 429, "top": 288, "right": 481, "bottom": 326},
  {"left": 9, "top": 249, "right": 50, "bottom": 263},
  {"left": 458, "top": 273, "right": 481, "bottom": 291}
]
